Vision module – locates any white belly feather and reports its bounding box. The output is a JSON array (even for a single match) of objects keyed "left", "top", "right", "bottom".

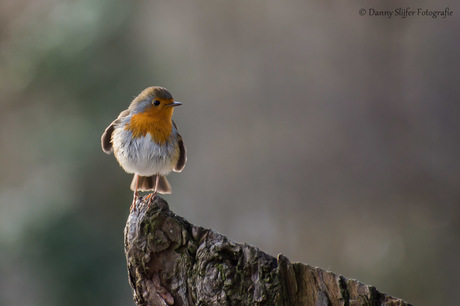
[{"left": 112, "top": 127, "right": 179, "bottom": 176}]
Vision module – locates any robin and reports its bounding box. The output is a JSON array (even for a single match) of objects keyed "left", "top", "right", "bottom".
[{"left": 101, "top": 86, "right": 187, "bottom": 210}]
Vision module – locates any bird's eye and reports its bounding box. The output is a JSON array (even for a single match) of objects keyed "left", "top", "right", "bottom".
[{"left": 153, "top": 100, "right": 161, "bottom": 106}]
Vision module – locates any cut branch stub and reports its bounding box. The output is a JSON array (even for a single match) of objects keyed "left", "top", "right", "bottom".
[{"left": 124, "top": 196, "right": 411, "bottom": 306}]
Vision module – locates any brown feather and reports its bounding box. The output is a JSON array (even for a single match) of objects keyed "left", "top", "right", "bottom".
[
  {"left": 101, "top": 109, "right": 129, "bottom": 154},
  {"left": 172, "top": 120, "right": 187, "bottom": 172},
  {"left": 130, "top": 174, "right": 172, "bottom": 194},
  {"left": 174, "top": 137, "right": 187, "bottom": 172},
  {"left": 101, "top": 124, "right": 115, "bottom": 154}
]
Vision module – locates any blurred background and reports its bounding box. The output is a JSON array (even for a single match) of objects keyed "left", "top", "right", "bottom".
[{"left": 1, "top": 0, "right": 459, "bottom": 305}]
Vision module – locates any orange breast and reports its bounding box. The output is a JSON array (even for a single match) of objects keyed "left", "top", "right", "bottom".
[{"left": 125, "top": 113, "right": 172, "bottom": 144}]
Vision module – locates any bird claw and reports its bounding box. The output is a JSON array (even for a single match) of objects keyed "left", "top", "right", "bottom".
[{"left": 145, "top": 192, "right": 157, "bottom": 209}]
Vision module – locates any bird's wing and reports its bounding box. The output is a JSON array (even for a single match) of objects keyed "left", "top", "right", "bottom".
[
  {"left": 173, "top": 120, "right": 187, "bottom": 172},
  {"left": 101, "top": 109, "right": 129, "bottom": 154}
]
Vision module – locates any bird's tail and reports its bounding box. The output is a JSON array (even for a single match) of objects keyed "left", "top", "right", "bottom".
[{"left": 130, "top": 174, "right": 172, "bottom": 194}]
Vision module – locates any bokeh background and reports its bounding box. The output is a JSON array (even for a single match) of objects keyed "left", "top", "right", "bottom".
[{"left": 1, "top": 0, "right": 459, "bottom": 305}]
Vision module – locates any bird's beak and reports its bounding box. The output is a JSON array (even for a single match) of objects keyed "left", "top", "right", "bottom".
[{"left": 167, "top": 101, "right": 183, "bottom": 107}]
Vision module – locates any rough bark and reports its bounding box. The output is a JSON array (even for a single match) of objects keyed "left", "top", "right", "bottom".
[{"left": 124, "top": 195, "right": 411, "bottom": 306}]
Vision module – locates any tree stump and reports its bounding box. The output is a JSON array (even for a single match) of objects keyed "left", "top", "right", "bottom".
[{"left": 124, "top": 195, "right": 411, "bottom": 306}]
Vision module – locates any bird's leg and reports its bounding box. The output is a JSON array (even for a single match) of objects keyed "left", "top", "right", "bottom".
[
  {"left": 154, "top": 175, "right": 160, "bottom": 195},
  {"left": 146, "top": 175, "right": 160, "bottom": 209},
  {"left": 130, "top": 175, "right": 139, "bottom": 212}
]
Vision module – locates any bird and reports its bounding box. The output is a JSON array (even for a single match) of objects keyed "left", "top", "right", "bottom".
[{"left": 101, "top": 86, "right": 187, "bottom": 210}]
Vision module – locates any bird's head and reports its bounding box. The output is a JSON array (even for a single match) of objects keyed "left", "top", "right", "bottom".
[{"left": 129, "top": 86, "right": 182, "bottom": 120}]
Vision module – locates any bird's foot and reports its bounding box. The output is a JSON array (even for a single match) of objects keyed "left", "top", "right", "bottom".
[{"left": 145, "top": 191, "right": 157, "bottom": 209}]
